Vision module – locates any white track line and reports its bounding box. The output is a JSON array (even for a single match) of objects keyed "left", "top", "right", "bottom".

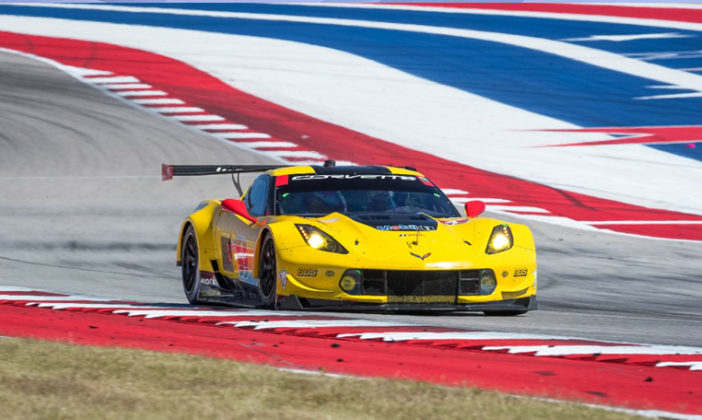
[
  {"left": 483, "top": 344, "right": 702, "bottom": 356},
  {"left": 190, "top": 123, "right": 248, "bottom": 130},
  {"left": 111, "top": 309, "right": 310, "bottom": 318},
  {"left": 149, "top": 106, "right": 205, "bottom": 113},
  {"left": 0, "top": 294, "right": 113, "bottom": 301},
  {"left": 116, "top": 90, "right": 167, "bottom": 97},
  {"left": 104, "top": 83, "right": 152, "bottom": 90},
  {"left": 132, "top": 98, "right": 185, "bottom": 105},
  {"left": 87, "top": 75, "right": 140, "bottom": 83},
  {"left": 241, "top": 141, "right": 299, "bottom": 149},
  {"left": 172, "top": 114, "right": 225, "bottom": 122},
  {"left": 215, "top": 132, "right": 271, "bottom": 139},
  {"left": 218, "top": 319, "right": 409, "bottom": 329}
]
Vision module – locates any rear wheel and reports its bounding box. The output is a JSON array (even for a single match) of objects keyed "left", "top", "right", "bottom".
[
  {"left": 181, "top": 225, "right": 201, "bottom": 304},
  {"left": 258, "top": 234, "right": 277, "bottom": 309}
]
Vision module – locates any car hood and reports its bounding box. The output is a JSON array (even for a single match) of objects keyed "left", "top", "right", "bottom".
[{"left": 303, "top": 212, "right": 485, "bottom": 269}]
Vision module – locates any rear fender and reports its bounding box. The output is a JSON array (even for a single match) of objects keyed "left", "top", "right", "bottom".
[{"left": 176, "top": 200, "right": 220, "bottom": 273}]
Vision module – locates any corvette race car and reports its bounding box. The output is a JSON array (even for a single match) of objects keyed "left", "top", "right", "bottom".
[{"left": 163, "top": 162, "right": 537, "bottom": 314}]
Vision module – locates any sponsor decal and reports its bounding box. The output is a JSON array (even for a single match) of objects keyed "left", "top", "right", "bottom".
[
  {"left": 514, "top": 268, "right": 528, "bottom": 277},
  {"left": 279, "top": 269, "right": 288, "bottom": 290},
  {"left": 291, "top": 174, "right": 416, "bottom": 181},
  {"left": 199, "top": 271, "right": 220, "bottom": 288},
  {"left": 325, "top": 270, "right": 336, "bottom": 277},
  {"left": 297, "top": 268, "right": 318, "bottom": 277},
  {"left": 439, "top": 218, "right": 469, "bottom": 226},
  {"left": 387, "top": 295, "right": 454, "bottom": 304},
  {"left": 377, "top": 225, "right": 436, "bottom": 231},
  {"left": 409, "top": 252, "right": 432, "bottom": 261}
]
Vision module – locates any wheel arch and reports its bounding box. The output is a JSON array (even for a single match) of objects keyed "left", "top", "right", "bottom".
[
  {"left": 253, "top": 226, "right": 274, "bottom": 279},
  {"left": 176, "top": 200, "right": 220, "bottom": 273}
]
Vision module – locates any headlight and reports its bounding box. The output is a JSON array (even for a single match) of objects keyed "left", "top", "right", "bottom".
[
  {"left": 295, "top": 224, "right": 348, "bottom": 254},
  {"left": 486, "top": 224, "right": 513, "bottom": 254}
]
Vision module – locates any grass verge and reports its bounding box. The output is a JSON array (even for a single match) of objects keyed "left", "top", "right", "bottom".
[{"left": 0, "top": 337, "right": 642, "bottom": 420}]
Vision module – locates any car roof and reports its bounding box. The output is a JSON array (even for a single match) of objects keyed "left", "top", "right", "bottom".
[{"left": 268, "top": 165, "right": 424, "bottom": 177}]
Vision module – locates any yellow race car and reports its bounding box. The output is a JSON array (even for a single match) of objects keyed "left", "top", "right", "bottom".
[{"left": 163, "top": 162, "right": 537, "bottom": 315}]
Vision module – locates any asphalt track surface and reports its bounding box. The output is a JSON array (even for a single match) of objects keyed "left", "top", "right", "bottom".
[{"left": 2, "top": 51, "right": 702, "bottom": 347}]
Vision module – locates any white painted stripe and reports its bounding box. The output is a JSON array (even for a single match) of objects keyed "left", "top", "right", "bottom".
[
  {"left": 265, "top": 150, "right": 327, "bottom": 159},
  {"left": 488, "top": 205, "right": 550, "bottom": 213},
  {"left": 116, "top": 90, "right": 167, "bottom": 97},
  {"left": 0, "top": 294, "right": 112, "bottom": 301},
  {"left": 584, "top": 220, "right": 702, "bottom": 225},
  {"left": 111, "top": 309, "right": 309, "bottom": 318},
  {"left": 30, "top": 303, "right": 167, "bottom": 310},
  {"left": 104, "top": 83, "right": 152, "bottom": 90},
  {"left": 337, "top": 331, "right": 572, "bottom": 341},
  {"left": 190, "top": 123, "right": 248, "bottom": 130},
  {"left": 148, "top": 106, "right": 205, "bottom": 113},
  {"left": 172, "top": 114, "right": 225, "bottom": 122},
  {"left": 132, "top": 98, "right": 185, "bottom": 105},
  {"left": 441, "top": 189, "right": 470, "bottom": 195},
  {"left": 450, "top": 197, "right": 512, "bottom": 204},
  {"left": 308, "top": 3, "right": 702, "bottom": 32},
  {"left": 219, "top": 319, "right": 408, "bottom": 329},
  {"left": 216, "top": 132, "right": 272, "bottom": 139},
  {"left": 636, "top": 92, "right": 702, "bottom": 100},
  {"left": 562, "top": 32, "right": 692, "bottom": 42},
  {"left": 242, "top": 141, "right": 299, "bottom": 149},
  {"left": 656, "top": 361, "right": 702, "bottom": 371},
  {"left": 86, "top": 75, "right": 139, "bottom": 84},
  {"left": 483, "top": 345, "right": 702, "bottom": 356}
]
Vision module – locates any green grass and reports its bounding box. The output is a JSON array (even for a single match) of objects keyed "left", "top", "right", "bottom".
[{"left": 0, "top": 337, "right": 642, "bottom": 420}]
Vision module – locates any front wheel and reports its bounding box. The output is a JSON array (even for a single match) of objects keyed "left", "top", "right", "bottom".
[
  {"left": 258, "top": 234, "right": 277, "bottom": 309},
  {"left": 181, "top": 225, "right": 201, "bottom": 304}
]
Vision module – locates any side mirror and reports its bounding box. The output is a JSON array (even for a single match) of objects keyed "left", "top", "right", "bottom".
[
  {"left": 221, "top": 199, "right": 257, "bottom": 223},
  {"left": 465, "top": 200, "right": 486, "bottom": 218}
]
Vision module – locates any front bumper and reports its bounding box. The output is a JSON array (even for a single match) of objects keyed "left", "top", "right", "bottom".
[{"left": 279, "top": 295, "right": 537, "bottom": 313}]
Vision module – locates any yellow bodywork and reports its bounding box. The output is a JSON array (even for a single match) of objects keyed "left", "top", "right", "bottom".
[{"left": 176, "top": 166, "right": 537, "bottom": 308}]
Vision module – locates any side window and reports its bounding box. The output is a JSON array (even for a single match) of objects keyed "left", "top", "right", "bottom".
[{"left": 246, "top": 175, "right": 271, "bottom": 217}]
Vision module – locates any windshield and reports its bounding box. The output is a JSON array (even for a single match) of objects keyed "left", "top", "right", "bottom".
[{"left": 275, "top": 174, "right": 459, "bottom": 218}]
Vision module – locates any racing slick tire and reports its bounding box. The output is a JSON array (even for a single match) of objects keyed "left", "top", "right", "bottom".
[
  {"left": 181, "top": 225, "right": 202, "bottom": 304},
  {"left": 258, "top": 233, "right": 277, "bottom": 309}
]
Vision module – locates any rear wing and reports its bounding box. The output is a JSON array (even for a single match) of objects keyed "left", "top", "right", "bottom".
[{"left": 162, "top": 163, "right": 287, "bottom": 195}]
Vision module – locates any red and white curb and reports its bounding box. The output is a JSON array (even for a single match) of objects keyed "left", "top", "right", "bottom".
[
  {"left": 1, "top": 288, "right": 701, "bottom": 372},
  {"left": 2, "top": 287, "right": 702, "bottom": 418}
]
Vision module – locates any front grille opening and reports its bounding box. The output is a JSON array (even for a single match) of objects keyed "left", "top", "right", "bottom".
[
  {"left": 363, "top": 269, "right": 386, "bottom": 295},
  {"left": 459, "top": 270, "right": 480, "bottom": 295}
]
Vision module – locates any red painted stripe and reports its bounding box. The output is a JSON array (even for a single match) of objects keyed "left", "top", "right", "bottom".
[
  {"left": 2, "top": 32, "right": 701, "bottom": 240},
  {"left": 1, "top": 304, "right": 700, "bottom": 414},
  {"left": 398, "top": 3, "right": 702, "bottom": 24}
]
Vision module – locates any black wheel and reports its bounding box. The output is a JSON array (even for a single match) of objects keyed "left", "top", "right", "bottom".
[
  {"left": 483, "top": 310, "right": 527, "bottom": 316},
  {"left": 258, "top": 234, "right": 277, "bottom": 309},
  {"left": 181, "top": 225, "right": 201, "bottom": 304}
]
